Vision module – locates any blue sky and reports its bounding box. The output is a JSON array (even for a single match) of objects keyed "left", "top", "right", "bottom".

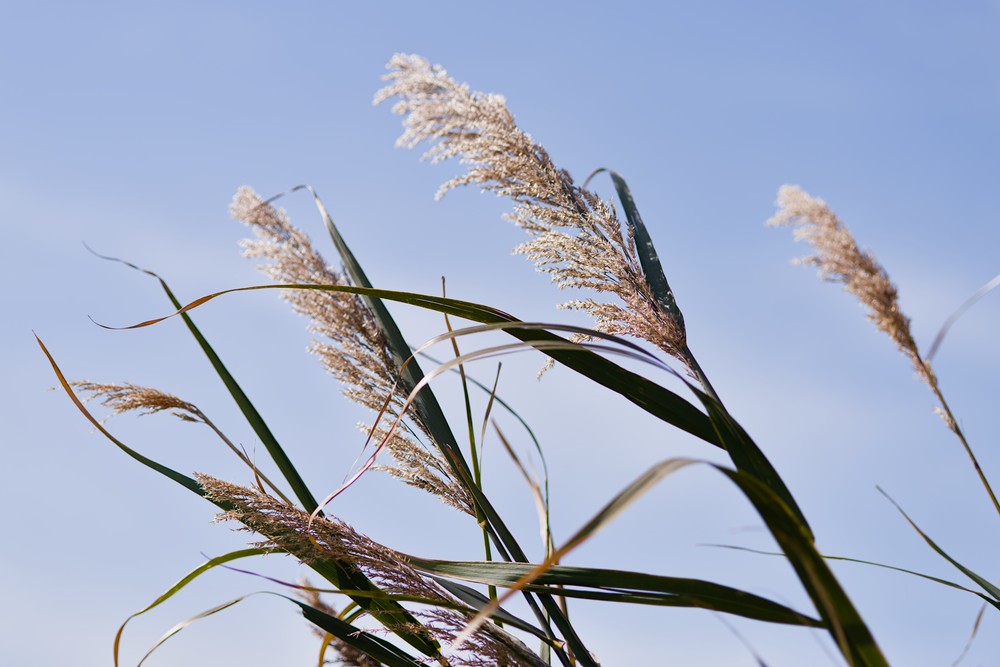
[{"left": 4, "top": 2, "right": 1000, "bottom": 665}]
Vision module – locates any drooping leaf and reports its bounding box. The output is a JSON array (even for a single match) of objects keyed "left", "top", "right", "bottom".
[
  {"left": 82, "top": 247, "right": 320, "bottom": 514},
  {"left": 101, "top": 282, "right": 719, "bottom": 445},
  {"left": 720, "top": 467, "right": 888, "bottom": 666},
  {"left": 880, "top": 487, "right": 1000, "bottom": 606},
  {"left": 432, "top": 577, "right": 553, "bottom": 642},
  {"left": 114, "top": 548, "right": 267, "bottom": 666},
  {"left": 419, "top": 561, "right": 823, "bottom": 628},
  {"left": 39, "top": 334, "right": 440, "bottom": 658}
]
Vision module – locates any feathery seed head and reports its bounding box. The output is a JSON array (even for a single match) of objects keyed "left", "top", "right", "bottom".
[
  {"left": 376, "top": 54, "right": 690, "bottom": 369},
  {"left": 199, "top": 474, "right": 539, "bottom": 666},
  {"left": 768, "top": 185, "right": 930, "bottom": 383},
  {"left": 230, "top": 187, "right": 419, "bottom": 422},
  {"left": 366, "top": 423, "right": 475, "bottom": 516},
  {"left": 72, "top": 381, "right": 205, "bottom": 423}
]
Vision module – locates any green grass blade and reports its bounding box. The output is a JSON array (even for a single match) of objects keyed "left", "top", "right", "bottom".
[
  {"left": 880, "top": 487, "right": 1000, "bottom": 604},
  {"left": 37, "top": 335, "right": 220, "bottom": 502},
  {"left": 698, "top": 394, "right": 812, "bottom": 540},
  {"left": 717, "top": 467, "right": 888, "bottom": 666},
  {"left": 711, "top": 543, "right": 999, "bottom": 606},
  {"left": 106, "top": 282, "right": 721, "bottom": 446},
  {"left": 927, "top": 271, "right": 1000, "bottom": 362},
  {"left": 136, "top": 595, "right": 250, "bottom": 666},
  {"left": 159, "top": 280, "right": 321, "bottom": 513},
  {"left": 84, "top": 248, "right": 320, "bottom": 514},
  {"left": 288, "top": 185, "right": 474, "bottom": 472},
  {"left": 41, "top": 335, "right": 440, "bottom": 658},
  {"left": 135, "top": 591, "right": 425, "bottom": 667},
  {"left": 591, "top": 169, "right": 685, "bottom": 331},
  {"left": 288, "top": 596, "right": 427, "bottom": 667},
  {"left": 431, "top": 577, "right": 553, "bottom": 642},
  {"left": 114, "top": 548, "right": 266, "bottom": 666},
  {"left": 416, "top": 560, "right": 823, "bottom": 627}
]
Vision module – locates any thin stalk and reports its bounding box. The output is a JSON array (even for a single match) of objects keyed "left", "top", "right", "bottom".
[
  {"left": 442, "top": 279, "right": 497, "bottom": 603},
  {"left": 199, "top": 414, "right": 294, "bottom": 505},
  {"left": 920, "top": 359, "right": 1000, "bottom": 516},
  {"left": 681, "top": 344, "right": 721, "bottom": 406}
]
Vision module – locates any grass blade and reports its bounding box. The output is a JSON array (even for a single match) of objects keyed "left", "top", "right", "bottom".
[
  {"left": 114, "top": 548, "right": 267, "bottom": 666},
  {"left": 136, "top": 595, "right": 249, "bottom": 666},
  {"left": 102, "top": 282, "right": 720, "bottom": 446},
  {"left": 431, "top": 577, "right": 553, "bottom": 642},
  {"left": 37, "top": 334, "right": 217, "bottom": 501},
  {"left": 40, "top": 334, "right": 440, "bottom": 658},
  {"left": 134, "top": 591, "right": 425, "bottom": 667},
  {"left": 588, "top": 169, "right": 685, "bottom": 332},
  {"left": 710, "top": 544, "right": 998, "bottom": 606},
  {"left": 718, "top": 467, "right": 888, "bottom": 666},
  {"left": 84, "top": 248, "right": 321, "bottom": 513},
  {"left": 698, "top": 393, "right": 812, "bottom": 540},
  {"left": 879, "top": 487, "right": 1000, "bottom": 604},
  {"left": 416, "top": 560, "right": 823, "bottom": 627},
  {"left": 288, "top": 596, "right": 427, "bottom": 667},
  {"left": 927, "top": 271, "right": 1000, "bottom": 362}
]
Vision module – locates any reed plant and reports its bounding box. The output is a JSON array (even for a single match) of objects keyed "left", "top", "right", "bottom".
[{"left": 40, "top": 54, "right": 997, "bottom": 666}]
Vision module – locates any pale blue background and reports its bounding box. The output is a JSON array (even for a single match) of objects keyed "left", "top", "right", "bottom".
[{"left": 4, "top": 2, "right": 1000, "bottom": 665}]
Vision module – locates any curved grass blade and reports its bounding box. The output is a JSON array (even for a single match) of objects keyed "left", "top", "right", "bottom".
[
  {"left": 698, "top": 393, "right": 812, "bottom": 539},
  {"left": 40, "top": 335, "right": 439, "bottom": 658},
  {"left": 719, "top": 468, "right": 887, "bottom": 666},
  {"left": 114, "top": 548, "right": 266, "bottom": 666},
  {"left": 927, "top": 271, "right": 1000, "bottom": 362},
  {"left": 432, "top": 577, "right": 553, "bottom": 643},
  {"left": 136, "top": 594, "right": 249, "bottom": 666},
  {"left": 951, "top": 603, "right": 986, "bottom": 667},
  {"left": 709, "top": 544, "right": 996, "bottom": 604},
  {"left": 99, "top": 282, "right": 720, "bottom": 446},
  {"left": 444, "top": 458, "right": 700, "bottom": 647},
  {"left": 83, "top": 247, "right": 321, "bottom": 514},
  {"left": 318, "top": 632, "right": 335, "bottom": 667},
  {"left": 587, "top": 169, "right": 685, "bottom": 333},
  {"left": 879, "top": 487, "right": 1000, "bottom": 605},
  {"left": 37, "top": 335, "right": 217, "bottom": 502},
  {"left": 134, "top": 591, "right": 424, "bottom": 667},
  {"left": 418, "top": 561, "right": 823, "bottom": 627}
]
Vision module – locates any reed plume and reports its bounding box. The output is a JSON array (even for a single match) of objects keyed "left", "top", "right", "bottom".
[
  {"left": 231, "top": 187, "right": 467, "bottom": 512},
  {"left": 72, "top": 381, "right": 206, "bottom": 423},
  {"left": 200, "top": 474, "right": 540, "bottom": 666},
  {"left": 769, "top": 184, "right": 1000, "bottom": 514},
  {"left": 231, "top": 187, "right": 409, "bottom": 419},
  {"left": 767, "top": 185, "right": 928, "bottom": 383},
  {"left": 376, "top": 54, "right": 688, "bottom": 372}
]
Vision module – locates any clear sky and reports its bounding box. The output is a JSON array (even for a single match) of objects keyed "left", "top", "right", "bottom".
[{"left": 4, "top": 2, "right": 1000, "bottom": 665}]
